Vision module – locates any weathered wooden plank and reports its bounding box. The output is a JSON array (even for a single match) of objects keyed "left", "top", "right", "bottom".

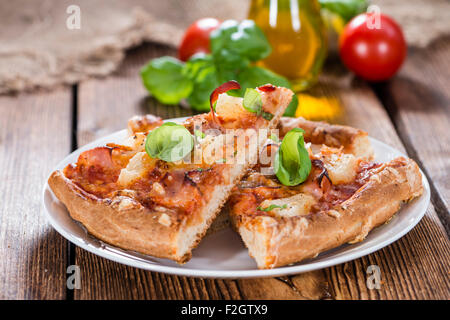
[
  {"left": 374, "top": 37, "right": 450, "bottom": 231},
  {"left": 0, "top": 88, "right": 72, "bottom": 299}
]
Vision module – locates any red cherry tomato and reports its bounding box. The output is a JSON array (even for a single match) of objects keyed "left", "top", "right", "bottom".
[
  {"left": 339, "top": 13, "right": 406, "bottom": 81},
  {"left": 178, "top": 18, "right": 221, "bottom": 61}
]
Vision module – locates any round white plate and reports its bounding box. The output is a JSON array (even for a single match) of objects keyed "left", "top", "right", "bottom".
[{"left": 42, "top": 117, "right": 430, "bottom": 278}]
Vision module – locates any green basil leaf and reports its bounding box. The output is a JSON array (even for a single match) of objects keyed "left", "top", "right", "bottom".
[
  {"left": 284, "top": 93, "right": 299, "bottom": 117},
  {"left": 140, "top": 57, "right": 193, "bottom": 105},
  {"left": 210, "top": 20, "right": 272, "bottom": 64},
  {"left": 184, "top": 54, "right": 221, "bottom": 111},
  {"left": 319, "top": 0, "right": 369, "bottom": 22},
  {"left": 257, "top": 204, "right": 288, "bottom": 212},
  {"left": 243, "top": 88, "right": 274, "bottom": 120},
  {"left": 237, "top": 66, "right": 298, "bottom": 117},
  {"left": 210, "top": 19, "right": 271, "bottom": 83},
  {"left": 261, "top": 111, "right": 274, "bottom": 121},
  {"left": 243, "top": 88, "right": 263, "bottom": 113},
  {"left": 145, "top": 122, "right": 193, "bottom": 162},
  {"left": 194, "top": 130, "right": 206, "bottom": 139},
  {"left": 274, "top": 128, "right": 312, "bottom": 186},
  {"left": 184, "top": 53, "right": 215, "bottom": 77}
]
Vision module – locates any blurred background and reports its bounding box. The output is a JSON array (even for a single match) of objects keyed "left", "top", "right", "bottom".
[
  {"left": 1, "top": 0, "right": 449, "bottom": 96},
  {"left": 1, "top": 0, "right": 449, "bottom": 123}
]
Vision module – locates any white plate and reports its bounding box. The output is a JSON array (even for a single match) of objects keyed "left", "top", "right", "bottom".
[{"left": 42, "top": 117, "right": 430, "bottom": 278}]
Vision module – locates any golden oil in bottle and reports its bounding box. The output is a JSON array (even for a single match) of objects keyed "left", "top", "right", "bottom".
[
  {"left": 295, "top": 93, "right": 342, "bottom": 120},
  {"left": 249, "top": 0, "right": 327, "bottom": 91}
]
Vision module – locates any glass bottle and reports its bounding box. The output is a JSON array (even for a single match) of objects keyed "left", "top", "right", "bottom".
[{"left": 248, "top": 0, "right": 327, "bottom": 91}]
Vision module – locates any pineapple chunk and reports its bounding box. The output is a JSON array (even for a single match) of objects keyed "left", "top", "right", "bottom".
[
  {"left": 319, "top": 146, "right": 358, "bottom": 184},
  {"left": 118, "top": 152, "right": 155, "bottom": 186},
  {"left": 215, "top": 93, "right": 252, "bottom": 121}
]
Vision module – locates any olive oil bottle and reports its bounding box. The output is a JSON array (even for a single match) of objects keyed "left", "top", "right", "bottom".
[{"left": 249, "top": 0, "right": 327, "bottom": 91}]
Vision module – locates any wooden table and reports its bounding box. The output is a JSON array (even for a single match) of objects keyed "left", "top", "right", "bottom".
[{"left": 1, "top": 39, "right": 449, "bottom": 300}]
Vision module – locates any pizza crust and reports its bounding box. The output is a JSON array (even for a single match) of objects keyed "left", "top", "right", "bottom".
[
  {"left": 278, "top": 117, "right": 374, "bottom": 159},
  {"left": 48, "top": 170, "right": 185, "bottom": 261},
  {"left": 232, "top": 157, "right": 423, "bottom": 269}
]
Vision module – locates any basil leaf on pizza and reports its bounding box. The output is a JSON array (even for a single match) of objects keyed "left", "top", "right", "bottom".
[
  {"left": 243, "top": 88, "right": 274, "bottom": 120},
  {"left": 145, "top": 122, "right": 194, "bottom": 162},
  {"left": 274, "top": 128, "right": 312, "bottom": 186},
  {"left": 243, "top": 88, "right": 262, "bottom": 113},
  {"left": 257, "top": 204, "right": 288, "bottom": 212}
]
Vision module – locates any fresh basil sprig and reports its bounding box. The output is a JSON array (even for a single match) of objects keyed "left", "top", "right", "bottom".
[
  {"left": 140, "top": 20, "right": 298, "bottom": 116},
  {"left": 210, "top": 19, "right": 271, "bottom": 83},
  {"left": 274, "top": 128, "right": 312, "bottom": 186},
  {"left": 243, "top": 88, "right": 273, "bottom": 120},
  {"left": 145, "top": 122, "right": 194, "bottom": 162}
]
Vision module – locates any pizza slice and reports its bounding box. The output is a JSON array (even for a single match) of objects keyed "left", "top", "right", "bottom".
[
  {"left": 48, "top": 82, "right": 293, "bottom": 263},
  {"left": 228, "top": 117, "right": 424, "bottom": 269}
]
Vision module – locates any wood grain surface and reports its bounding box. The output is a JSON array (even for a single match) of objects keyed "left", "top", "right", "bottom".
[
  {"left": 67, "top": 43, "right": 450, "bottom": 300},
  {"left": 0, "top": 88, "right": 72, "bottom": 299},
  {"left": 374, "top": 37, "right": 450, "bottom": 232}
]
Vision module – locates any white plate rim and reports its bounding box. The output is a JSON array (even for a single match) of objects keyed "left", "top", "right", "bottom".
[{"left": 42, "top": 117, "right": 430, "bottom": 278}]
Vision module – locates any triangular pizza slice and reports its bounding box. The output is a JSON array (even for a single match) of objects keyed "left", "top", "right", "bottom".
[
  {"left": 48, "top": 83, "right": 293, "bottom": 263},
  {"left": 228, "top": 117, "right": 423, "bottom": 269}
]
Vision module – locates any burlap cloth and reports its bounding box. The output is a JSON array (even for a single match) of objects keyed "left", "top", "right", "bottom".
[{"left": 1, "top": 0, "right": 448, "bottom": 94}]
